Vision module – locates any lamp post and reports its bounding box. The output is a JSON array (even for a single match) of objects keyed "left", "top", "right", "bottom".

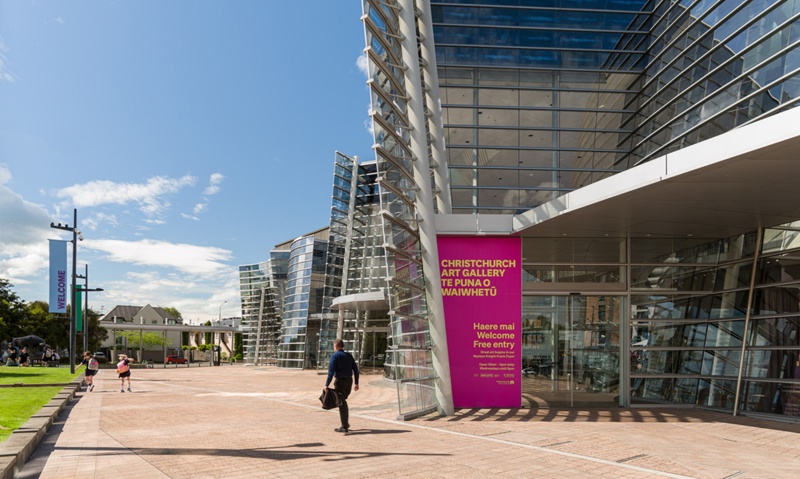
[
  {"left": 77, "top": 287, "right": 104, "bottom": 354},
  {"left": 50, "top": 208, "right": 81, "bottom": 374},
  {"left": 75, "top": 264, "right": 105, "bottom": 354}
]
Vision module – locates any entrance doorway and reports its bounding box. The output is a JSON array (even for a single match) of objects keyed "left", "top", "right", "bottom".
[{"left": 522, "top": 295, "right": 623, "bottom": 407}]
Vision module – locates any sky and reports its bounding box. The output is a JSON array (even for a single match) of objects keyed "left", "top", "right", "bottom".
[{"left": 0, "top": 1, "right": 373, "bottom": 323}]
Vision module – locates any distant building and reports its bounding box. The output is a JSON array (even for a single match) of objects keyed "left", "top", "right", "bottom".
[{"left": 99, "top": 304, "right": 183, "bottom": 355}]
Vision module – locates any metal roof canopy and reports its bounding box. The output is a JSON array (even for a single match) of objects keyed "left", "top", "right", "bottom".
[
  {"left": 102, "top": 323, "right": 239, "bottom": 333},
  {"left": 436, "top": 107, "right": 800, "bottom": 239},
  {"left": 331, "top": 291, "right": 389, "bottom": 311}
]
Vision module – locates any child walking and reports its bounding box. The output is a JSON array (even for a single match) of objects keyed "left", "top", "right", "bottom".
[
  {"left": 116, "top": 354, "right": 135, "bottom": 392},
  {"left": 79, "top": 351, "right": 100, "bottom": 391}
]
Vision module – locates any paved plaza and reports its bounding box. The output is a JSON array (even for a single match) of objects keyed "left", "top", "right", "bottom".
[{"left": 14, "top": 365, "right": 800, "bottom": 478}]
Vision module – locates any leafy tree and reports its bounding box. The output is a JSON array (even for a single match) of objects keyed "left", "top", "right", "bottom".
[
  {"left": 0, "top": 278, "right": 27, "bottom": 341},
  {"left": 85, "top": 307, "right": 109, "bottom": 352},
  {"left": 204, "top": 320, "right": 212, "bottom": 345},
  {"left": 24, "top": 300, "right": 69, "bottom": 351},
  {"left": 161, "top": 306, "right": 182, "bottom": 321},
  {"left": 234, "top": 332, "right": 243, "bottom": 358},
  {"left": 115, "top": 331, "right": 172, "bottom": 350}
]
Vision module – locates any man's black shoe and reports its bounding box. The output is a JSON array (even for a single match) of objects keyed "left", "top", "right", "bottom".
[{"left": 334, "top": 427, "right": 349, "bottom": 433}]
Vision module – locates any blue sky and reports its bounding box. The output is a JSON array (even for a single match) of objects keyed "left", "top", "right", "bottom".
[{"left": 0, "top": 1, "right": 373, "bottom": 322}]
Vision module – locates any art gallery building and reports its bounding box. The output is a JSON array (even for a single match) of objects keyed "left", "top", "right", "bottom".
[{"left": 243, "top": 0, "right": 800, "bottom": 422}]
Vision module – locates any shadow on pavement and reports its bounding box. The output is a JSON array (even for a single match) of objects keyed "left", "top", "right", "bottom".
[
  {"left": 423, "top": 404, "right": 800, "bottom": 433},
  {"left": 48, "top": 445, "right": 449, "bottom": 461},
  {"left": 341, "top": 429, "right": 412, "bottom": 436}
]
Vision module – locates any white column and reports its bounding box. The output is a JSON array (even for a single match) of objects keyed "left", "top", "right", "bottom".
[{"left": 398, "top": 0, "right": 454, "bottom": 415}]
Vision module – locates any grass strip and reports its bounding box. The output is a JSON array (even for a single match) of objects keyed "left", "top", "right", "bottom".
[
  {"left": 0, "top": 387, "right": 63, "bottom": 442},
  {"left": 0, "top": 366, "right": 82, "bottom": 385}
]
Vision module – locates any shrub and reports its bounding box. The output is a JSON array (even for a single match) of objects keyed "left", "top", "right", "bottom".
[{"left": 181, "top": 345, "right": 189, "bottom": 351}]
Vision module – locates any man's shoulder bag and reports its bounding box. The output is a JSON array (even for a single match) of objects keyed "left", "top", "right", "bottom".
[{"left": 319, "top": 388, "right": 342, "bottom": 410}]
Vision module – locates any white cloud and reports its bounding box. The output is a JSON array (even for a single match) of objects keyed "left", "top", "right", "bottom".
[
  {"left": 0, "top": 167, "right": 59, "bottom": 283},
  {"left": 193, "top": 203, "right": 207, "bottom": 215},
  {"left": 55, "top": 174, "right": 197, "bottom": 218},
  {"left": 0, "top": 164, "right": 11, "bottom": 184},
  {"left": 100, "top": 269, "right": 240, "bottom": 322},
  {"left": 85, "top": 238, "right": 232, "bottom": 275},
  {"left": 82, "top": 212, "right": 119, "bottom": 231},
  {"left": 203, "top": 173, "right": 224, "bottom": 196},
  {"left": 0, "top": 37, "right": 14, "bottom": 82},
  {"left": 55, "top": 17, "right": 64, "bottom": 24},
  {"left": 356, "top": 52, "right": 369, "bottom": 78}
]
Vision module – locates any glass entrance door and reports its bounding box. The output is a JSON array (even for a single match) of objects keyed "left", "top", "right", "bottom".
[{"left": 522, "top": 295, "right": 623, "bottom": 407}]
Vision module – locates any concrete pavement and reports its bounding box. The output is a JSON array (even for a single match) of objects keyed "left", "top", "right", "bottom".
[{"left": 13, "top": 365, "right": 800, "bottom": 478}]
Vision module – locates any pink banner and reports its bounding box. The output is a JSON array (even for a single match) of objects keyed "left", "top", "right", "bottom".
[{"left": 438, "top": 236, "right": 521, "bottom": 408}]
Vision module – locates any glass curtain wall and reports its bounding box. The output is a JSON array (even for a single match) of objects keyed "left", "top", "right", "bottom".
[
  {"left": 431, "top": 0, "right": 648, "bottom": 213},
  {"left": 318, "top": 152, "right": 358, "bottom": 369},
  {"left": 362, "top": 0, "right": 440, "bottom": 417},
  {"left": 239, "top": 262, "right": 268, "bottom": 364},
  {"left": 522, "top": 226, "right": 800, "bottom": 419},
  {"left": 629, "top": 223, "right": 800, "bottom": 419},
  {"left": 429, "top": 1, "right": 800, "bottom": 210},
  {"left": 317, "top": 153, "right": 390, "bottom": 371},
  {"left": 622, "top": 0, "right": 800, "bottom": 167},
  {"left": 239, "top": 254, "right": 288, "bottom": 365},
  {"left": 277, "top": 236, "right": 328, "bottom": 369}
]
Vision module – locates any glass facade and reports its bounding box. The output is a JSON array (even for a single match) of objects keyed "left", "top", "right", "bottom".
[
  {"left": 518, "top": 224, "right": 800, "bottom": 419},
  {"left": 343, "top": 0, "right": 800, "bottom": 419},
  {"left": 277, "top": 235, "right": 328, "bottom": 369},
  {"left": 429, "top": 0, "right": 800, "bottom": 213},
  {"left": 238, "top": 252, "right": 288, "bottom": 365}
]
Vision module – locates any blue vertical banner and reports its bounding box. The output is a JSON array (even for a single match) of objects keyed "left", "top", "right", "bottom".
[
  {"left": 49, "top": 240, "right": 68, "bottom": 313},
  {"left": 75, "top": 289, "right": 83, "bottom": 333}
]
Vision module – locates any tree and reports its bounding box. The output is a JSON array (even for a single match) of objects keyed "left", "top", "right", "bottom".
[
  {"left": 24, "top": 300, "right": 69, "bottom": 352},
  {"left": 204, "top": 320, "right": 212, "bottom": 345},
  {"left": 161, "top": 306, "right": 183, "bottom": 321},
  {"left": 85, "top": 307, "right": 109, "bottom": 353},
  {"left": 234, "top": 332, "right": 243, "bottom": 358},
  {"left": 115, "top": 331, "right": 172, "bottom": 350},
  {"left": 0, "top": 278, "right": 28, "bottom": 341}
]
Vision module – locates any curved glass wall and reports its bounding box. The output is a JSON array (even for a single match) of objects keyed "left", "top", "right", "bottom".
[
  {"left": 622, "top": 0, "right": 800, "bottom": 167},
  {"left": 238, "top": 252, "right": 289, "bottom": 365},
  {"left": 429, "top": 0, "right": 800, "bottom": 212},
  {"left": 277, "top": 236, "right": 327, "bottom": 368}
]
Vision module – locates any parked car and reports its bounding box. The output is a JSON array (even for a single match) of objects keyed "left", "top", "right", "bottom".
[
  {"left": 93, "top": 352, "right": 108, "bottom": 363},
  {"left": 166, "top": 355, "right": 187, "bottom": 364}
]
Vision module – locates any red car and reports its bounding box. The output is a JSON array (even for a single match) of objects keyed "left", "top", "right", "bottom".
[{"left": 166, "top": 355, "right": 188, "bottom": 364}]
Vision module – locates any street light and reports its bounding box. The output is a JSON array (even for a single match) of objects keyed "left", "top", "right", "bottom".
[
  {"left": 218, "top": 300, "right": 227, "bottom": 325},
  {"left": 76, "top": 264, "right": 105, "bottom": 354},
  {"left": 50, "top": 208, "right": 81, "bottom": 374}
]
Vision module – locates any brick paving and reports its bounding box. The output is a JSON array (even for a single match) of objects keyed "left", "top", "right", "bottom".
[{"left": 15, "top": 365, "right": 800, "bottom": 478}]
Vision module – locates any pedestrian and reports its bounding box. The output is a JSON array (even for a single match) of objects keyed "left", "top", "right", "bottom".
[
  {"left": 325, "top": 338, "right": 359, "bottom": 433},
  {"left": 116, "top": 354, "right": 135, "bottom": 393},
  {"left": 79, "top": 351, "right": 99, "bottom": 391}
]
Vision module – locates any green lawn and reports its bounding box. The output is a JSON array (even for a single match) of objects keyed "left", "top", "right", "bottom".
[
  {"left": 0, "top": 387, "right": 63, "bottom": 442},
  {"left": 0, "top": 366, "right": 83, "bottom": 443},
  {"left": 0, "top": 366, "right": 82, "bottom": 385}
]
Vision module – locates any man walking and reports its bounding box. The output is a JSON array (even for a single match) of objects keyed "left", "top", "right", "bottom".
[{"left": 325, "top": 339, "right": 359, "bottom": 433}]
